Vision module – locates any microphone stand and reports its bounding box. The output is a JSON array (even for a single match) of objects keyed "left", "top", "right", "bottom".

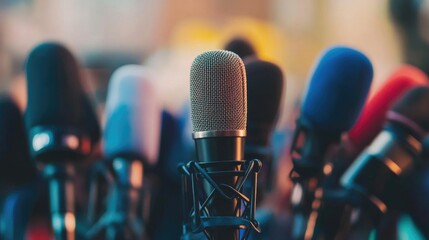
[
  {"left": 86, "top": 158, "right": 145, "bottom": 240},
  {"left": 106, "top": 158, "right": 144, "bottom": 240},
  {"left": 337, "top": 124, "right": 423, "bottom": 239},
  {"left": 180, "top": 159, "right": 262, "bottom": 240},
  {"left": 44, "top": 163, "right": 76, "bottom": 240},
  {"left": 289, "top": 118, "right": 341, "bottom": 240}
]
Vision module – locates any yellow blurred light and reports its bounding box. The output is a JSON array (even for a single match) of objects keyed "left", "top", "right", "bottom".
[
  {"left": 222, "top": 17, "right": 287, "bottom": 64},
  {"left": 170, "top": 20, "right": 222, "bottom": 49},
  {"left": 65, "top": 212, "right": 76, "bottom": 233}
]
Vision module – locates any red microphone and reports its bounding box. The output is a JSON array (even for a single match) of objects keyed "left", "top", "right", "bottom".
[{"left": 348, "top": 65, "right": 428, "bottom": 152}]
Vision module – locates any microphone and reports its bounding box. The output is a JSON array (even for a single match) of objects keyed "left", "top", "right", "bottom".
[
  {"left": 308, "top": 65, "right": 428, "bottom": 239},
  {"left": 0, "top": 95, "right": 38, "bottom": 240},
  {"left": 98, "top": 65, "right": 161, "bottom": 240},
  {"left": 340, "top": 86, "right": 429, "bottom": 238},
  {"left": 25, "top": 42, "right": 99, "bottom": 240},
  {"left": 224, "top": 38, "right": 257, "bottom": 59},
  {"left": 182, "top": 50, "right": 260, "bottom": 240},
  {"left": 348, "top": 65, "right": 428, "bottom": 153},
  {"left": 289, "top": 46, "right": 373, "bottom": 239},
  {"left": 404, "top": 157, "right": 429, "bottom": 239},
  {"left": 245, "top": 58, "right": 284, "bottom": 198}
]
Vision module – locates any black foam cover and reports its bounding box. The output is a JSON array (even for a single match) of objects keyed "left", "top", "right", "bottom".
[
  {"left": 0, "top": 95, "right": 37, "bottom": 187},
  {"left": 224, "top": 38, "right": 257, "bottom": 59},
  {"left": 25, "top": 42, "right": 101, "bottom": 143},
  {"left": 389, "top": 0, "right": 421, "bottom": 29},
  {"left": 25, "top": 42, "right": 85, "bottom": 129},
  {"left": 245, "top": 59, "right": 284, "bottom": 145}
]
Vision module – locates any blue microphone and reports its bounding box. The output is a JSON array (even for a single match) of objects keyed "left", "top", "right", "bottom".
[{"left": 290, "top": 46, "right": 373, "bottom": 239}]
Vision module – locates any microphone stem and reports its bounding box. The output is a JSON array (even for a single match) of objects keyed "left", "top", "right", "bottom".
[
  {"left": 45, "top": 163, "right": 76, "bottom": 240},
  {"left": 107, "top": 158, "right": 144, "bottom": 240},
  {"left": 195, "top": 137, "right": 244, "bottom": 240}
]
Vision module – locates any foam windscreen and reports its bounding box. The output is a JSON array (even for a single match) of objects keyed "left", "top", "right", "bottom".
[
  {"left": 190, "top": 50, "right": 247, "bottom": 133},
  {"left": 224, "top": 38, "right": 257, "bottom": 59},
  {"left": 25, "top": 42, "right": 85, "bottom": 130},
  {"left": 104, "top": 65, "right": 161, "bottom": 165},
  {"left": 301, "top": 46, "right": 373, "bottom": 133},
  {"left": 348, "top": 65, "right": 428, "bottom": 150},
  {"left": 245, "top": 59, "right": 284, "bottom": 144}
]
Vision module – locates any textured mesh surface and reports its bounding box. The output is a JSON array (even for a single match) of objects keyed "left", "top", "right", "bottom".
[{"left": 190, "top": 50, "right": 247, "bottom": 132}]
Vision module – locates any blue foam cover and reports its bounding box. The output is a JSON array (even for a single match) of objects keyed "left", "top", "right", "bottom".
[{"left": 301, "top": 46, "right": 373, "bottom": 132}]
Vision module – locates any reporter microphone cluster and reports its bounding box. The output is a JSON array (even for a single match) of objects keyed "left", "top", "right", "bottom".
[{"left": 7, "top": 36, "right": 429, "bottom": 240}]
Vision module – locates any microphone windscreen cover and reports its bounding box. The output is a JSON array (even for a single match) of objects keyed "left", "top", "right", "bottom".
[
  {"left": 348, "top": 65, "right": 428, "bottom": 150},
  {"left": 190, "top": 50, "right": 247, "bottom": 133},
  {"left": 245, "top": 59, "right": 284, "bottom": 143},
  {"left": 224, "top": 38, "right": 257, "bottom": 59},
  {"left": 25, "top": 42, "right": 85, "bottom": 129},
  {"left": 104, "top": 65, "right": 161, "bottom": 165},
  {"left": 301, "top": 46, "right": 373, "bottom": 133}
]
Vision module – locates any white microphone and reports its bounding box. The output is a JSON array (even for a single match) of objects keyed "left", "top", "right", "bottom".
[
  {"left": 100, "top": 64, "right": 162, "bottom": 240},
  {"left": 104, "top": 65, "right": 161, "bottom": 164}
]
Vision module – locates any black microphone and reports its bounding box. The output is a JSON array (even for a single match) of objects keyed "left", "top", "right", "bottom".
[
  {"left": 224, "top": 38, "right": 257, "bottom": 59},
  {"left": 182, "top": 50, "right": 260, "bottom": 240},
  {"left": 25, "top": 42, "right": 100, "bottom": 240},
  {"left": 340, "top": 86, "right": 429, "bottom": 238},
  {"left": 0, "top": 95, "right": 38, "bottom": 240},
  {"left": 405, "top": 152, "right": 429, "bottom": 239},
  {"left": 245, "top": 58, "right": 284, "bottom": 198}
]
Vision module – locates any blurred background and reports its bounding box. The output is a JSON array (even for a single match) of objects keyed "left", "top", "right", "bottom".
[
  {"left": 0, "top": 0, "right": 411, "bottom": 238},
  {"left": 0, "top": 0, "right": 400, "bottom": 114},
  {"left": 0, "top": 0, "right": 403, "bottom": 197}
]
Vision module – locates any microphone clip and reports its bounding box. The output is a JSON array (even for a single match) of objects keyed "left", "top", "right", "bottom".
[{"left": 179, "top": 159, "right": 262, "bottom": 240}]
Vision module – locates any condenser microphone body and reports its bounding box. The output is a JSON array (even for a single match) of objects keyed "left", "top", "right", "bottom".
[
  {"left": 190, "top": 50, "right": 247, "bottom": 240},
  {"left": 25, "top": 42, "right": 100, "bottom": 240},
  {"left": 102, "top": 65, "right": 161, "bottom": 240},
  {"left": 340, "top": 87, "right": 429, "bottom": 236},
  {"left": 245, "top": 59, "right": 284, "bottom": 196},
  {"left": 290, "top": 46, "right": 373, "bottom": 240}
]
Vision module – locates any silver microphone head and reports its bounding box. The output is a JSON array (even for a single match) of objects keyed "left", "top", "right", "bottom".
[{"left": 190, "top": 50, "right": 247, "bottom": 139}]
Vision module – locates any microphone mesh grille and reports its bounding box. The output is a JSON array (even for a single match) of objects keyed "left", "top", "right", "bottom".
[{"left": 190, "top": 50, "right": 247, "bottom": 132}]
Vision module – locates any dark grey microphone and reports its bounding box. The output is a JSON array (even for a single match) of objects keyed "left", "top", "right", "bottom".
[{"left": 190, "top": 50, "right": 247, "bottom": 240}]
